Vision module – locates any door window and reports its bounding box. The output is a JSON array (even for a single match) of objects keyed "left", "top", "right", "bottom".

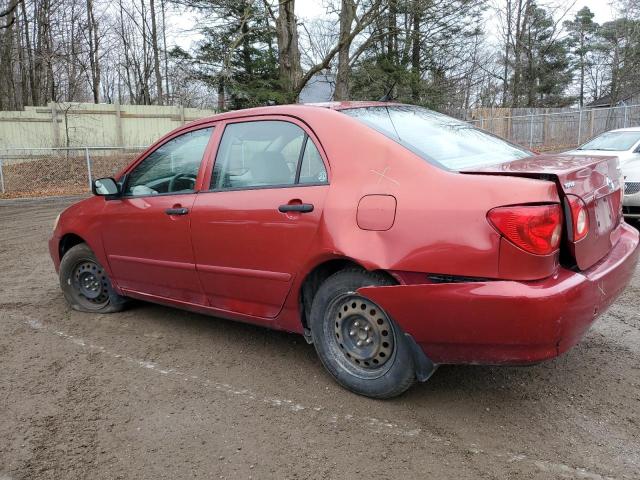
[
  {"left": 125, "top": 127, "right": 213, "bottom": 196},
  {"left": 210, "top": 120, "right": 327, "bottom": 190}
]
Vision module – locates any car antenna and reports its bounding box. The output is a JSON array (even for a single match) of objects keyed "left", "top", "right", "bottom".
[{"left": 378, "top": 80, "right": 397, "bottom": 102}]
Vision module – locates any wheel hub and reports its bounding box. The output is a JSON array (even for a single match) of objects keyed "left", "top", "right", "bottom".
[
  {"left": 73, "top": 261, "right": 109, "bottom": 304},
  {"left": 334, "top": 296, "right": 394, "bottom": 369},
  {"left": 78, "top": 271, "right": 101, "bottom": 298}
]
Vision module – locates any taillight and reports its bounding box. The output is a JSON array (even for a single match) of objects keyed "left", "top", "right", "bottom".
[
  {"left": 566, "top": 195, "right": 589, "bottom": 241},
  {"left": 487, "top": 204, "right": 562, "bottom": 255}
]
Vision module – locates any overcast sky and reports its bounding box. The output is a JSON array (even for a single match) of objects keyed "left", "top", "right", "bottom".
[
  {"left": 174, "top": 0, "right": 619, "bottom": 51},
  {"left": 295, "top": 0, "right": 617, "bottom": 22}
]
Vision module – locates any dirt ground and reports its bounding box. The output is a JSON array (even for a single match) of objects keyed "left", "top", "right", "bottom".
[{"left": 1, "top": 196, "right": 639, "bottom": 480}]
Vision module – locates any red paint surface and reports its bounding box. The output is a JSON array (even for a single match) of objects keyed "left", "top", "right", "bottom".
[
  {"left": 359, "top": 224, "right": 638, "bottom": 364},
  {"left": 49, "top": 102, "right": 640, "bottom": 365},
  {"left": 357, "top": 195, "right": 397, "bottom": 231}
]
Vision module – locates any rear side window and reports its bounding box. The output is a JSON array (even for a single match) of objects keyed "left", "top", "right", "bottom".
[
  {"left": 299, "top": 141, "right": 328, "bottom": 184},
  {"left": 343, "top": 106, "right": 531, "bottom": 170},
  {"left": 210, "top": 120, "right": 327, "bottom": 190}
]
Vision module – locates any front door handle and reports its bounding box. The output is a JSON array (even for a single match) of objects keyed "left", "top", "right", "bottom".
[
  {"left": 165, "top": 207, "right": 189, "bottom": 215},
  {"left": 278, "top": 203, "right": 314, "bottom": 213}
]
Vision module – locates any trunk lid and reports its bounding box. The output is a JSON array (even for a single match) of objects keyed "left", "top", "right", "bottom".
[{"left": 463, "top": 154, "right": 623, "bottom": 270}]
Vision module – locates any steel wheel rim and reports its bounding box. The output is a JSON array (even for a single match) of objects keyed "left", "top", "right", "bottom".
[
  {"left": 325, "top": 294, "right": 397, "bottom": 380},
  {"left": 72, "top": 260, "right": 109, "bottom": 307}
]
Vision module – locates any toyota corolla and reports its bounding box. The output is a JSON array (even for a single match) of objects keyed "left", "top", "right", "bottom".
[{"left": 49, "top": 102, "right": 639, "bottom": 398}]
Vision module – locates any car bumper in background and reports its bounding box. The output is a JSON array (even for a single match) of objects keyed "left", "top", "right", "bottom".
[
  {"left": 358, "top": 223, "right": 639, "bottom": 365},
  {"left": 623, "top": 185, "right": 640, "bottom": 218}
]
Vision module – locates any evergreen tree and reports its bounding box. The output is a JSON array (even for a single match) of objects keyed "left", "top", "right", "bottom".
[
  {"left": 564, "top": 7, "right": 599, "bottom": 107},
  {"left": 176, "top": 0, "right": 283, "bottom": 110},
  {"left": 509, "top": 1, "right": 574, "bottom": 107}
]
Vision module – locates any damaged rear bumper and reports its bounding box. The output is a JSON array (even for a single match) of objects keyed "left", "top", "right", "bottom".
[{"left": 358, "top": 223, "right": 639, "bottom": 365}]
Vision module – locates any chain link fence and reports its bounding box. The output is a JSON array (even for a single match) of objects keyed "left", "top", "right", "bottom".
[
  {"left": 0, "top": 147, "right": 145, "bottom": 199},
  {"left": 466, "top": 104, "right": 640, "bottom": 152}
]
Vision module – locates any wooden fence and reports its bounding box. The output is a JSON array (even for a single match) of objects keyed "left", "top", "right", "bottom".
[
  {"left": 0, "top": 103, "right": 217, "bottom": 149},
  {"left": 2, "top": 102, "right": 639, "bottom": 152}
]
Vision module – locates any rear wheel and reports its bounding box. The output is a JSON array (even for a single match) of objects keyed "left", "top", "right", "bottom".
[
  {"left": 310, "top": 268, "right": 415, "bottom": 398},
  {"left": 59, "top": 243, "right": 127, "bottom": 313}
]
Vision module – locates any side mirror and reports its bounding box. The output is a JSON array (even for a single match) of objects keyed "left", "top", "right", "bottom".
[{"left": 93, "top": 177, "right": 120, "bottom": 196}]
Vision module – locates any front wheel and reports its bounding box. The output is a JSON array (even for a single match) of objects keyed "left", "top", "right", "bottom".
[
  {"left": 59, "top": 243, "right": 127, "bottom": 313},
  {"left": 310, "top": 268, "right": 415, "bottom": 398}
]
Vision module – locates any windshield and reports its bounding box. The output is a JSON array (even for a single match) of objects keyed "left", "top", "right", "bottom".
[
  {"left": 579, "top": 131, "right": 640, "bottom": 151},
  {"left": 342, "top": 105, "right": 532, "bottom": 170}
]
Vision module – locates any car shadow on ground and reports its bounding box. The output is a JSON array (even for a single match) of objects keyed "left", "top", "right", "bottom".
[{"left": 100, "top": 298, "right": 603, "bottom": 411}]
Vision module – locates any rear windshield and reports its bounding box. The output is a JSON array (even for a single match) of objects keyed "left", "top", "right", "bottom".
[
  {"left": 578, "top": 131, "right": 640, "bottom": 151},
  {"left": 342, "top": 105, "right": 532, "bottom": 170}
]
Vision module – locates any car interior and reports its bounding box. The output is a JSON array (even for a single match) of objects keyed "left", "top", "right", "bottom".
[{"left": 211, "top": 120, "right": 327, "bottom": 190}]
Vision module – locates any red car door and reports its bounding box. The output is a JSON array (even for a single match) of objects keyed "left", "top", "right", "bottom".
[
  {"left": 100, "top": 126, "right": 216, "bottom": 304},
  {"left": 190, "top": 118, "right": 330, "bottom": 319}
]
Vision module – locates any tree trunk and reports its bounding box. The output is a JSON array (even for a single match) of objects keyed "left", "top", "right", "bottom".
[
  {"left": 275, "top": 0, "right": 301, "bottom": 102},
  {"left": 161, "top": 0, "right": 170, "bottom": 101},
  {"left": 217, "top": 76, "right": 225, "bottom": 111},
  {"left": 410, "top": 0, "right": 421, "bottom": 102},
  {"left": 241, "top": 7, "right": 252, "bottom": 77},
  {"left": 140, "top": 0, "right": 150, "bottom": 104},
  {"left": 334, "top": 0, "right": 355, "bottom": 101},
  {"left": 503, "top": 0, "right": 511, "bottom": 107},
  {"left": 511, "top": 0, "right": 527, "bottom": 107},
  {"left": 0, "top": 5, "right": 15, "bottom": 109},
  {"left": 579, "top": 30, "right": 585, "bottom": 107},
  {"left": 118, "top": 0, "right": 136, "bottom": 104},
  {"left": 19, "top": 0, "right": 35, "bottom": 105},
  {"left": 86, "top": 0, "right": 100, "bottom": 103},
  {"left": 149, "top": 0, "right": 163, "bottom": 104},
  {"left": 387, "top": 0, "right": 397, "bottom": 58}
]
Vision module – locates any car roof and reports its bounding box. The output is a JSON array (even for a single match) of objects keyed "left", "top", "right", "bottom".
[
  {"left": 302, "top": 101, "right": 401, "bottom": 109},
  {"left": 183, "top": 101, "right": 400, "bottom": 129},
  {"left": 607, "top": 127, "right": 640, "bottom": 133}
]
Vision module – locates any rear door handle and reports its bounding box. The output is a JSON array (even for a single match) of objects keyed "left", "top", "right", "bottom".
[
  {"left": 278, "top": 203, "right": 314, "bottom": 213},
  {"left": 165, "top": 207, "right": 189, "bottom": 215}
]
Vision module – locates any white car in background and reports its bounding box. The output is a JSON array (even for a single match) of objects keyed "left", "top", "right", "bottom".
[{"left": 565, "top": 127, "right": 640, "bottom": 220}]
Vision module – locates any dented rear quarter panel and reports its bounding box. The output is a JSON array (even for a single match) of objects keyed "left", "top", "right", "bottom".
[
  {"left": 290, "top": 108, "right": 561, "bottom": 279},
  {"left": 269, "top": 107, "right": 563, "bottom": 333}
]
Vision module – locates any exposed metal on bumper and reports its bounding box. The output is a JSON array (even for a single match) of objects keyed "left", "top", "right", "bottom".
[{"left": 358, "top": 224, "right": 639, "bottom": 365}]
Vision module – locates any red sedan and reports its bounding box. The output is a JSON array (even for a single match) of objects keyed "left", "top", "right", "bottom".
[{"left": 49, "top": 102, "right": 639, "bottom": 398}]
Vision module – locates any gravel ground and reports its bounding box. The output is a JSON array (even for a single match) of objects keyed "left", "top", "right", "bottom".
[{"left": 1, "top": 196, "right": 639, "bottom": 480}]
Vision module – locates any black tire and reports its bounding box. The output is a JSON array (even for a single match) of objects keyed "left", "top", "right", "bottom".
[
  {"left": 59, "top": 243, "right": 127, "bottom": 313},
  {"left": 310, "top": 268, "right": 415, "bottom": 398}
]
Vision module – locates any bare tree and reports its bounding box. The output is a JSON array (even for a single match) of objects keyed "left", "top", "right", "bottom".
[
  {"left": 85, "top": 0, "right": 101, "bottom": 102},
  {"left": 0, "top": 0, "right": 18, "bottom": 28},
  {"left": 149, "top": 0, "right": 163, "bottom": 104}
]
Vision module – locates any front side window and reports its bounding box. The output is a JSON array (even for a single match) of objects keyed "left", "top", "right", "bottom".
[
  {"left": 579, "top": 131, "right": 640, "bottom": 152},
  {"left": 125, "top": 127, "right": 213, "bottom": 196},
  {"left": 343, "top": 106, "right": 532, "bottom": 170},
  {"left": 211, "top": 120, "right": 327, "bottom": 190}
]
